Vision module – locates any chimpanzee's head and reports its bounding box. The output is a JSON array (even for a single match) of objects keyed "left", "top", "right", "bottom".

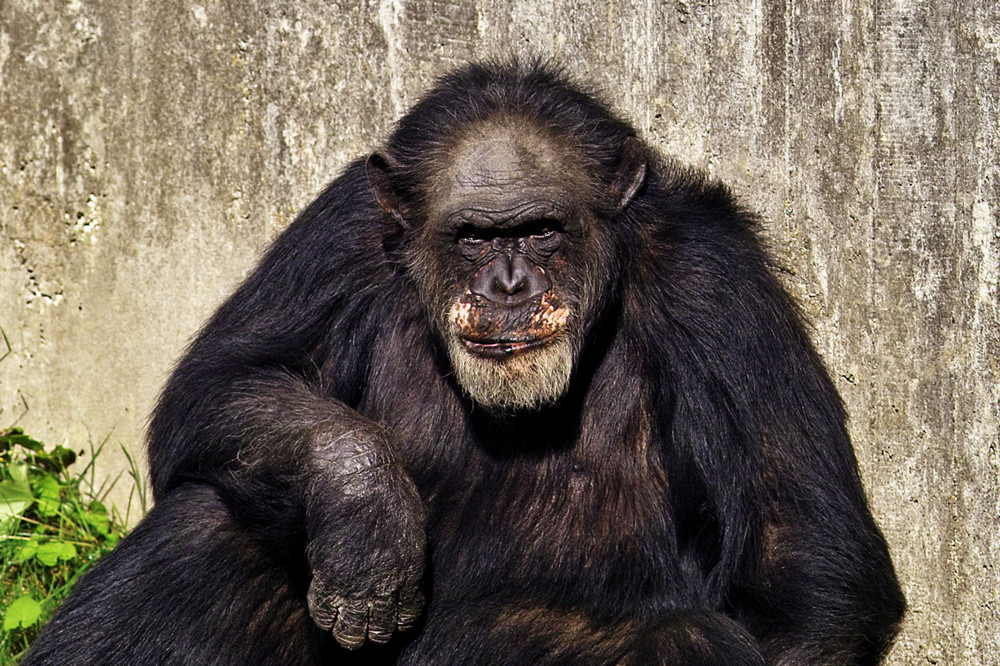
[{"left": 367, "top": 64, "right": 646, "bottom": 411}]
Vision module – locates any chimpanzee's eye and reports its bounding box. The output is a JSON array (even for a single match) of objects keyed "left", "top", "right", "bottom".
[
  {"left": 457, "top": 226, "right": 492, "bottom": 261},
  {"left": 525, "top": 219, "right": 561, "bottom": 239},
  {"left": 456, "top": 225, "right": 490, "bottom": 244},
  {"left": 524, "top": 219, "right": 563, "bottom": 256}
]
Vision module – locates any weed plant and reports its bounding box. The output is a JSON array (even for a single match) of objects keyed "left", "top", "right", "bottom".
[{"left": 0, "top": 427, "right": 146, "bottom": 662}]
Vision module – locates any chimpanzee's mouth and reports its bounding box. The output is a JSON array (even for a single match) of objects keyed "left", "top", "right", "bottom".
[{"left": 461, "top": 335, "right": 553, "bottom": 359}]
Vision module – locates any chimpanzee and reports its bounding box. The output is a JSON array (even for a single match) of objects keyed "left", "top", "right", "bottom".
[{"left": 24, "top": 61, "right": 904, "bottom": 665}]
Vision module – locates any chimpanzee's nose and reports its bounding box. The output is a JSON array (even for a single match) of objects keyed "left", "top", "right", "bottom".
[{"left": 471, "top": 253, "right": 551, "bottom": 305}]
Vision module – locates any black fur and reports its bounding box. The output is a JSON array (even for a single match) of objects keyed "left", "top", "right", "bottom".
[{"left": 25, "top": 62, "right": 904, "bottom": 665}]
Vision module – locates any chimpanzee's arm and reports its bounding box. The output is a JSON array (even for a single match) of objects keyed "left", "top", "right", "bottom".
[
  {"left": 149, "top": 160, "right": 387, "bottom": 503},
  {"left": 145, "top": 160, "right": 426, "bottom": 648},
  {"left": 634, "top": 178, "right": 905, "bottom": 664}
]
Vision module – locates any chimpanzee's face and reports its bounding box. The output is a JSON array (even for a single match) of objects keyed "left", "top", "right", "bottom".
[
  {"left": 409, "top": 120, "right": 610, "bottom": 412},
  {"left": 367, "top": 113, "right": 645, "bottom": 412}
]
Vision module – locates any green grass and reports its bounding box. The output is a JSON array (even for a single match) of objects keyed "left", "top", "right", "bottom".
[{"left": 0, "top": 427, "right": 146, "bottom": 662}]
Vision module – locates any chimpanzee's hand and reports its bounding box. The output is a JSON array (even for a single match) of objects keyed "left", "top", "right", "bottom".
[{"left": 304, "top": 426, "right": 426, "bottom": 650}]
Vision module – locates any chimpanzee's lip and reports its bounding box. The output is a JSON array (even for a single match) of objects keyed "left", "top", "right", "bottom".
[{"left": 461, "top": 335, "right": 553, "bottom": 359}]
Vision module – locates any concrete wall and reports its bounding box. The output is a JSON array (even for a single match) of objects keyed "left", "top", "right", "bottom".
[{"left": 1, "top": 1, "right": 997, "bottom": 662}]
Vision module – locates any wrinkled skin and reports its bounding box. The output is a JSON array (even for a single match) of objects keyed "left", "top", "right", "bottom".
[{"left": 302, "top": 419, "right": 425, "bottom": 649}]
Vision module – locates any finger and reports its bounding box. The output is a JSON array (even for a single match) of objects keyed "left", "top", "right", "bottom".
[
  {"left": 366, "top": 594, "right": 397, "bottom": 644},
  {"left": 306, "top": 582, "right": 337, "bottom": 632},
  {"left": 396, "top": 586, "right": 425, "bottom": 632},
  {"left": 332, "top": 601, "right": 369, "bottom": 650}
]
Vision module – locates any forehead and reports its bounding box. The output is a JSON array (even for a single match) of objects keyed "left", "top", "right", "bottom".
[{"left": 425, "top": 118, "right": 592, "bottom": 221}]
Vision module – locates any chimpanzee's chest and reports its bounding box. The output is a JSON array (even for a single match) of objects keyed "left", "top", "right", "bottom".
[
  {"left": 361, "top": 321, "right": 677, "bottom": 609},
  {"left": 367, "top": 369, "right": 677, "bottom": 612},
  {"left": 414, "top": 442, "right": 676, "bottom": 614}
]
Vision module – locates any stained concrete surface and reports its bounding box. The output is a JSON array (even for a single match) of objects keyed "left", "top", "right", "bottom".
[{"left": 1, "top": 1, "right": 997, "bottom": 663}]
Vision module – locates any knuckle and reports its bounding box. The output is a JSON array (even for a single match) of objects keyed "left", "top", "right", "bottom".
[
  {"left": 332, "top": 605, "right": 369, "bottom": 650},
  {"left": 332, "top": 630, "right": 366, "bottom": 651},
  {"left": 306, "top": 584, "right": 340, "bottom": 631},
  {"left": 367, "top": 629, "right": 394, "bottom": 645}
]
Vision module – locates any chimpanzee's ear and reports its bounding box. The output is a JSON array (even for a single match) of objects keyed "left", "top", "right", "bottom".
[
  {"left": 611, "top": 136, "right": 647, "bottom": 210},
  {"left": 366, "top": 153, "right": 411, "bottom": 229}
]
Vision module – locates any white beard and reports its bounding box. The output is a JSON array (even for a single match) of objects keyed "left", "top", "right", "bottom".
[{"left": 445, "top": 335, "right": 574, "bottom": 412}]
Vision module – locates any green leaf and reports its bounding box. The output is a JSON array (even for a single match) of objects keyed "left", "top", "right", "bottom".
[
  {"left": 0, "top": 464, "right": 34, "bottom": 528},
  {"left": 83, "top": 500, "right": 110, "bottom": 535},
  {"left": 16, "top": 538, "right": 39, "bottom": 562},
  {"left": 0, "top": 430, "right": 44, "bottom": 452},
  {"left": 34, "top": 540, "right": 76, "bottom": 566},
  {"left": 32, "top": 475, "right": 61, "bottom": 517},
  {"left": 3, "top": 596, "right": 42, "bottom": 631},
  {"left": 7, "top": 462, "right": 29, "bottom": 486},
  {"left": 34, "top": 541, "right": 62, "bottom": 566},
  {"left": 32, "top": 540, "right": 78, "bottom": 565},
  {"left": 46, "top": 445, "right": 77, "bottom": 473}
]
